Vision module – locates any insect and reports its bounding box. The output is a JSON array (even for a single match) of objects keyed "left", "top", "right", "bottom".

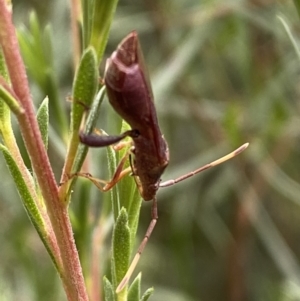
[{"left": 79, "top": 31, "right": 249, "bottom": 292}]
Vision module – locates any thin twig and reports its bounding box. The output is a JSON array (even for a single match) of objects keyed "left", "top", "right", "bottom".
[{"left": 0, "top": 2, "right": 88, "bottom": 300}]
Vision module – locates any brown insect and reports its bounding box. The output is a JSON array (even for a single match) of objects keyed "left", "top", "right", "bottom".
[{"left": 79, "top": 31, "right": 249, "bottom": 292}]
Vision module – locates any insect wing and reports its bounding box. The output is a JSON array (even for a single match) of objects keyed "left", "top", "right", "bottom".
[{"left": 105, "top": 32, "right": 156, "bottom": 130}]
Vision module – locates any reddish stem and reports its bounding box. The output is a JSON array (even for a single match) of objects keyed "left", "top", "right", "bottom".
[{"left": 0, "top": 2, "right": 88, "bottom": 301}]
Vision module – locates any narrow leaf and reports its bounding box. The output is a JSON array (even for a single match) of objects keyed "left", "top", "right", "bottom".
[
  {"left": 127, "top": 188, "right": 142, "bottom": 249},
  {"left": 140, "top": 288, "right": 154, "bottom": 301},
  {"left": 112, "top": 120, "right": 141, "bottom": 242},
  {"left": 71, "top": 46, "right": 98, "bottom": 132},
  {"left": 117, "top": 120, "right": 135, "bottom": 210},
  {"left": 60, "top": 46, "right": 99, "bottom": 192},
  {"left": 106, "top": 138, "right": 120, "bottom": 221},
  {"left": 0, "top": 84, "right": 24, "bottom": 115},
  {"left": 81, "top": 0, "right": 93, "bottom": 50},
  {"left": 112, "top": 208, "right": 131, "bottom": 289},
  {"left": 36, "top": 96, "right": 49, "bottom": 149},
  {"left": 128, "top": 273, "right": 141, "bottom": 301},
  {"left": 0, "top": 144, "right": 61, "bottom": 270},
  {"left": 90, "top": 0, "right": 119, "bottom": 62},
  {"left": 71, "top": 85, "right": 105, "bottom": 174},
  {"left": 103, "top": 276, "right": 115, "bottom": 301}
]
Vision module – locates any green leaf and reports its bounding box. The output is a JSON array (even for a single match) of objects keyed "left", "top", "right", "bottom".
[
  {"left": 128, "top": 273, "right": 141, "bottom": 301},
  {"left": 0, "top": 145, "right": 40, "bottom": 224},
  {"left": 0, "top": 49, "right": 14, "bottom": 143},
  {"left": 117, "top": 121, "right": 135, "bottom": 209},
  {"left": 36, "top": 97, "right": 49, "bottom": 149},
  {"left": 71, "top": 85, "right": 105, "bottom": 175},
  {"left": 106, "top": 138, "right": 120, "bottom": 221},
  {"left": 0, "top": 84, "right": 24, "bottom": 116},
  {"left": 112, "top": 208, "right": 131, "bottom": 288},
  {"left": 140, "top": 288, "right": 154, "bottom": 301},
  {"left": 42, "top": 25, "right": 54, "bottom": 65},
  {"left": 127, "top": 188, "right": 142, "bottom": 250},
  {"left": 103, "top": 276, "right": 115, "bottom": 301},
  {"left": 0, "top": 90, "right": 18, "bottom": 152},
  {"left": 17, "top": 12, "right": 47, "bottom": 84},
  {"left": 0, "top": 144, "right": 61, "bottom": 271},
  {"left": 90, "top": 0, "right": 119, "bottom": 62},
  {"left": 35, "top": 97, "right": 50, "bottom": 199},
  {"left": 81, "top": 0, "right": 93, "bottom": 50},
  {"left": 61, "top": 46, "right": 99, "bottom": 199},
  {"left": 71, "top": 46, "right": 98, "bottom": 132},
  {"left": 115, "top": 120, "right": 142, "bottom": 246}
]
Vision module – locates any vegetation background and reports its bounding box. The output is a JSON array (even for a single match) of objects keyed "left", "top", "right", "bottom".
[{"left": 1, "top": 0, "right": 300, "bottom": 301}]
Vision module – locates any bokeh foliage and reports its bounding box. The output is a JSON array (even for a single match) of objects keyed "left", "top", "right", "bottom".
[{"left": 1, "top": 0, "right": 300, "bottom": 301}]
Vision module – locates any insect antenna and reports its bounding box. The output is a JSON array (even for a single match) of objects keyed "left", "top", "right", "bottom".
[{"left": 159, "top": 142, "right": 249, "bottom": 188}]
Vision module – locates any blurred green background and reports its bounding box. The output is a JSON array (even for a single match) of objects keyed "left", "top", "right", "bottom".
[{"left": 1, "top": 0, "right": 300, "bottom": 300}]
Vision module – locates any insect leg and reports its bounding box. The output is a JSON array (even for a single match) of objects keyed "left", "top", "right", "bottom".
[
  {"left": 116, "top": 197, "right": 158, "bottom": 293},
  {"left": 67, "top": 149, "right": 132, "bottom": 191}
]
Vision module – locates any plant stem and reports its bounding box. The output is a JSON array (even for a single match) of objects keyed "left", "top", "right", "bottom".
[
  {"left": 0, "top": 2, "right": 88, "bottom": 300},
  {"left": 70, "top": 0, "right": 81, "bottom": 70}
]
